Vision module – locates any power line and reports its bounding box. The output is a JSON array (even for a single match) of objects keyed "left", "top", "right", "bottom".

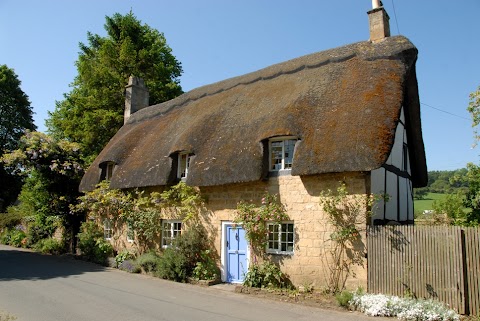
[
  {"left": 391, "top": 0, "right": 400, "bottom": 35},
  {"left": 421, "top": 102, "right": 471, "bottom": 121}
]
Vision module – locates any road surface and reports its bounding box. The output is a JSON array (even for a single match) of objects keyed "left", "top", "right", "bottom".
[{"left": 0, "top": 244, "right": 376, "bottom": 321}]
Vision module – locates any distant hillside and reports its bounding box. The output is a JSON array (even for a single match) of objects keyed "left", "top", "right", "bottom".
[{"left": 414, "top": 168, "right": 468, "bottom": 199}]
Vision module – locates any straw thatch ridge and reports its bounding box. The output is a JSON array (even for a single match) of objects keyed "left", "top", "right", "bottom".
[{"left": 80, "top": 35, "right": 427, "bottom": 192}]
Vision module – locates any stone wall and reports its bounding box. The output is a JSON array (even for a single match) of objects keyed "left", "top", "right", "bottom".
[
  {"left": 199, "top": 172, "right": 369, "bottom": 289},
  {"left": 107, "top": 172, "right": 370, "bottom": 290}
]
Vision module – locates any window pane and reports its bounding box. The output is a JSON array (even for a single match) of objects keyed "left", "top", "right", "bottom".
[
  {"left": 162, "top": 221, "right": 182, "bottom": 248},
  {"left": 268, "top": 232, "right": 275, "bottom": 241},
  {"left": 287, "top": 223, "right": 294, "bottom": 233},
  {"left": 179, "top": 154, "right": 187, "bottom": 178},
  {"left": 267, "top": 222, "right": 294, "bottom": 253},
  {"left": 284, "top": 140, "right": 295, "bottom": 169},
  {"left": 268, "top": 241, "right": 275, "bottom": 249},
  {"left": 106, "top": 163, "right": 114, "bottom": 180},
  {"left": 270, "top": 139, "right": 296, "bottom": 171},
  {"left": 103, "top": 220, "right": 111, "bottom": 239},
  {"left": 271, "top": 142, "right": 283, "bottom": 171},
  {"left": 288, "top": 233, "right": 294, "bottom": 242}
]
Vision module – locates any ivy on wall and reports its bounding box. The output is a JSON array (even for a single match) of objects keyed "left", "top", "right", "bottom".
[{"left": 74, "top": 181, "right": 204, "bottom": 253}]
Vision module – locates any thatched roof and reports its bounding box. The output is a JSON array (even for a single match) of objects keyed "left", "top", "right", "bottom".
[{"left": 80, "top": 35, "right": 427, "bottom": 192}]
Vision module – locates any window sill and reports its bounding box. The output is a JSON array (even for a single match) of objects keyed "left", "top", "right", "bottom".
[
  {"left": 268, "top": 169, "right": 292, "bottom": 177},
  {"left": 266, "top": 250, "right": 294, "bottom": 256}
]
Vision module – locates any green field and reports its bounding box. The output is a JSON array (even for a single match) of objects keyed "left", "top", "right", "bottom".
[{"left": 414, "top": 193, "right": 447, "bottom": 216}]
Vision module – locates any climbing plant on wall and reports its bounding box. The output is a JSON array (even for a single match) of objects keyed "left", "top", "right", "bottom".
[
  {"left": 319, "top": 182, "right": 382, "bottom": 293},
  {"left": 235, "top": 192, "right": 289, "bottom": 258},
  {"left": 74, "top": 182, "right": 204, "bottom": 253}
]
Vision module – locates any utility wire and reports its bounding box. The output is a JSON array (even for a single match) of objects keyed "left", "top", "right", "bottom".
[
  {"left": 387, "top": 2, "right": 470, "bottom": 123},
  {"left": 391, "top": 0, "right": 400, "bottom": 35},
  {"left": 421, "top": 102, "right": 471, "bottom": 121}
]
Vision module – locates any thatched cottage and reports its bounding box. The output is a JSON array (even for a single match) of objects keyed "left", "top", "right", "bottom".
[{"left": 80, "top": 4, "right": 427, "bottom": 287}]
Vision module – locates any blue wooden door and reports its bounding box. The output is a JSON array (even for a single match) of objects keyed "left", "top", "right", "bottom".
[{"left": 226, "top": 225, "right": 248, "bottom": 283}]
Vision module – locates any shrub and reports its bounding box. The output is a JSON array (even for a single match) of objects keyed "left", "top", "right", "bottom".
[
  {"left": 25, "top": 214, "right": 59, "bottom": 247},
  {"left": 33, "top": 238, "right": 65, "bottom": 254},
  {"left": 155, "top": 247, "right": 189, "bottom": 282},
  {"left": 192, "top": 250, "right": 219, "bottom": 281},
  {"left": 115, "top": 250, "right": 135, "bottom": 267},
  {"left": 78, "top": 221, "right": 102, "bottom": 257},
  {"left": 243, "top": 261, "right": 289, "bottom": 289},
  {"left": 118, "top": 260, "right": 141, "bottom": 273},
  {"left": 336, "top": 290, "right": 354, "bottom": 308},
  {"left": 93, "top": 239, "right": 114, "bottom": 264},
  {"left": 1, "top": 228, "right": 27, "bottom": 247},
  {"left": 77, "top": 220, "right": 113, "bottom": 264},
  {"left": 0, "top": 206, "right": 26, "bottom": 229},
  {"left": 156, "top": 226, "right": 212, "bottom": 282},
  {"left": 0, "top": 228, "right": 11, "bottom": 245},
  {"left": 135, "top": 251, "right": 162, "bottom": 273}
]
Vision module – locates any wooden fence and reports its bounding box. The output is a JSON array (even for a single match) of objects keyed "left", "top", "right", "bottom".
[{"left": 367, "top": 226, "right": 480, "bottom": 315}]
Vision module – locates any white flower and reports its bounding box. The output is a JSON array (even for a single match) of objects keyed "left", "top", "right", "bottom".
[{"left": 350, "top": 293, "right": 459, "bottom": 321}]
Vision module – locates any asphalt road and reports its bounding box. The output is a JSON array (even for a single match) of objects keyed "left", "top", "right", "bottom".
[{"left": 0, "top": 244, "right": 376, "bottom": 321}]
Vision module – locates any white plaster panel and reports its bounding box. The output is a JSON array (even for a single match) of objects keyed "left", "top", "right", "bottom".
[
  {"left": 399, "top": 177, "right": 408, "bottom": 221},
  {"left": 390, "top": 122, "right": 405, "bottom": 169},
  {"left": 408, "top": 180, "right": 414, "bottom": 221},
  {"left": 385, "top": 171, "right": 398, "bottom": 221}
]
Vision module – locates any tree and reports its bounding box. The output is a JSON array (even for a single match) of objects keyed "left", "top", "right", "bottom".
[
  {"left": 0, "top": 65, "right": 36, "bottom": 210},
  {"left": 467, "top": 85, "right": 480, "bottom": 146},
  {"left": 465, "top": 85, "right": 480, "bottom": 226},
  {"left": 432, "top": 192, "right": 466, "bottom": 225},
  {"left": 462, "top": 163, "right": 480, "bottom": 226},
  {"left": 2, "top": 131, "right": 85, "bottom": 250},
  {"left": 413, "top": 188, "right": 428, "bottom": 200},
  {"left": 47, "top": 12, "right": 183, "bottom": 163}
]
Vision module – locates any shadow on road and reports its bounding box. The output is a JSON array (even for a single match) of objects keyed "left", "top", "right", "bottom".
[{"left": 0, "top": 245, "right": 106, "bottom": 281}]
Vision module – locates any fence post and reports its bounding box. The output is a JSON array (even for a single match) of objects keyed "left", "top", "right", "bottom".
[{"left": 461, "top": 229, "right": 470, "bottom": 314}]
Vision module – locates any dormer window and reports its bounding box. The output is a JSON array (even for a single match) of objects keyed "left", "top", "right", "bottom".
[
  {"left": 269, "top": 137, "right": 297, "bottom": 171},
  {"left": 100, "top": 161, "right": 116, "bottom": 181},
  {"left": 177, "top": 152, "right": 193, "bottom": 179}
]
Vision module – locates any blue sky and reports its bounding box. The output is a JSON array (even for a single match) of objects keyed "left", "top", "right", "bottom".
[{"left": 1, "top": 0, "right": 479, "bottom": 171}]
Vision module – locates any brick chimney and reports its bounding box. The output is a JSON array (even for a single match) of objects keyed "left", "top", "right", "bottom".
[
  {"left": 368, "top": 1, "right": 391, "bottom": 42},
  {"left": 124, "top": 76, "right": 149, "bottom": 124}
]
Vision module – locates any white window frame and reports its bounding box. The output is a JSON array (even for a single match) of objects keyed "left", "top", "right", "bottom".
[
  {"left": 106, "top": 163, "right": 114, "bottom": 180},
  {"left": 177, "top": 152, "right": 193, "bottom": 179},
  {"left": 266, "top": 222, "right": 294, "bottom": 255},
  {"left": 269, "top": 137, "right": 297, "bottom": 171},
  {"left": 103, "top": 218, "right": 112, "bottom": 240},
  {"left": 126, "top": 223, "right": 134, "bottom": 243},
  {"left": 161, "top": 220, "right": 182, "bottom": 248}
]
